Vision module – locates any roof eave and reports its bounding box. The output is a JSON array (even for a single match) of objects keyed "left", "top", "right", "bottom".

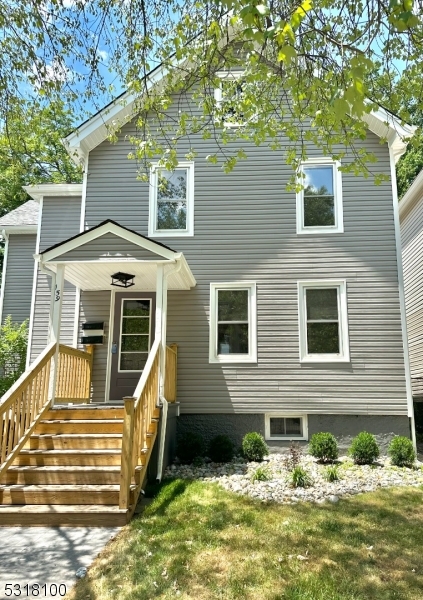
[
  {"left": 24, "top": 184, "right": 83, "bottom": 202},
  {"left": 399, "top": 168, "right": 423, "bottom": 221}
]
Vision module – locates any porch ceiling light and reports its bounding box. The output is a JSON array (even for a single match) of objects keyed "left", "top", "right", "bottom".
[{"left": 111, "top": 271, "right": 135, "bottom": 288}]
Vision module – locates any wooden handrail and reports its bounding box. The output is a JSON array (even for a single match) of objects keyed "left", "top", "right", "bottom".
[
  {"left": 165, "top": 344, "right": 178, "bottom": 402},
  {"left": 119, "top": 337, "right": 160, "bottom": 510},
  {"left": 0, "top": 342, "right": 56, "bottom": 478},
  {"left": 55, "top": 344, "right": 93, "bottom": 403}
]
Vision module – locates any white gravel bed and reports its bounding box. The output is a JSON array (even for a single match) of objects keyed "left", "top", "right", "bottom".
[{"left": 164, "top": 454, "right": 423, "bottom": 504}]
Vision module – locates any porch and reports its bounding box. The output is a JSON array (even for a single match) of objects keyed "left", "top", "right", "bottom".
[{"left": 0, "top": 221, "right": 196, "bottom": 525}]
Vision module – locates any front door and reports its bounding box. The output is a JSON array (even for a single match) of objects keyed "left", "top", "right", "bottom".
[{"left": 109, "top": 292, "right": 156, "bottom": 401}]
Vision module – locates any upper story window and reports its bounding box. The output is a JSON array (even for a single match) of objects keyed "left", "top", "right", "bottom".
[
  {"left": 298, "top": 280, "right": 350, "bottom": 363},
  {"left": 148, "top": 162, "right": 194, "bottom": 237},
  {"left": 296, "top": 158, "right": 343, "bottom": 235},
  {"left": 209, "top": 282, "right": 257, "bottom": 363},
  {"left": 214, "top": 71, "right": 245, "bottom": 127}
]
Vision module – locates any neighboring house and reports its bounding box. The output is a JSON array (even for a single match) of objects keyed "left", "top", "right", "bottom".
[
  {"left": 0, "top": 85, "right": 416, "bottom": 452},
  {"left": 400, "top": 170, "right": 423, "bottom": 405}
]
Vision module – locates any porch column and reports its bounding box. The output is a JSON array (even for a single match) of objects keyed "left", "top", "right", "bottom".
[
  {"left": 155, "top": 265, "right": 168, "bottom": 399},
  {"left": 48, "top": 264, "right": 65, "bottom": 405}
]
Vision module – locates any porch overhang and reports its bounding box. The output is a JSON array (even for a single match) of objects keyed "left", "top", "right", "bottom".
[
  {"left": 35, "top": 219, "right": 196, "bottom": 291},
  {"left": 41, "top": 257, "right": 195, "bottom": 291}
]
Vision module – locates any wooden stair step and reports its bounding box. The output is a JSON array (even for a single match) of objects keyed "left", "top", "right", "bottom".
[
  {"left": 0, "top": 484, "right": 135, "bottom": 505},
  {"left": 46, "top": 408, "right": 124, "bottom": 420},
  {"left": 3, "top": 466, "right": 126, "bottom": 485},
  {"left": 0, "top": 504, "right": 129, "bottom": 527},
  {"left": 25, "top": 434, "right": 123, "bottom": 450},
  {"left": 35, "top": 419, "right": 124, "bottom": 434},
  {"left": 16, "top": 449, "right": 122, "bottom": 467}
]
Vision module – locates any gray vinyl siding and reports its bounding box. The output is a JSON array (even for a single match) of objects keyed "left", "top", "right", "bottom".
[
  {"left": 56, "top": 233, "right": 163, "bottom": 261},
  {"left": 2, "top": 234, "right": 36, "bottom": 325},
  {"left": 29, "top": 197, "right": 81, "bottom": 362},
  {"left": 83, "top": 107, "right": 408, "bottom": 415},
  {"left": 401, "top": 198, "right": 423, "bottom": 397},
  {"left": 78, "top": 291, "right": 111, "bottom": 402}
]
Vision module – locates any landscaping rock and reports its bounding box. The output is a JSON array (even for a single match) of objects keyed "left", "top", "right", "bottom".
[{"left": 164, "top": 453, "right": 423, "bottom": 505}]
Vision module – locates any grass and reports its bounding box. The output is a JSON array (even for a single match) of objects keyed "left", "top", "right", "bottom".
[{"left": 67, "top": 481, "right": 423, "bottom": 600}]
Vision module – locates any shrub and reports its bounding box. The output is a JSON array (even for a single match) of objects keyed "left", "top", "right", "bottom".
[
  {"left": 349, "top": 432, "right": 380, "bottom": 465},
  {"left": 289, "top": 466, "right": 312, "bottom": 488},
  {"left": 208, "top": 434, "right": 234, "bottom": 463},
  {"left": 251, "top": 465, "right": 272, "bottom": 482},
  {"left": 388, "top": 436, "right": 416, "bottom": 467},
  {"left": 323, "top": 464, "right": 341, "bottom": 482},
  {"left": 242, "top": 432, "right": 268, "bottom": 462},
  {"left": 176, "top": 432, "right": 205, "bottom": 463},
  {"left": 282, "top": 442, "right": 303, "bottom": 471},
  {"left": 309, "top": 432, "right": 339, "bottom": 463},
  {"left": 0, "top": 316, "right": 28, "bottom": 397}
]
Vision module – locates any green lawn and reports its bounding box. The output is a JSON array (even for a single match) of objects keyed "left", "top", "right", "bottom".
[{"left": 68, "top": 480, "right": 423, "bottom": 600}]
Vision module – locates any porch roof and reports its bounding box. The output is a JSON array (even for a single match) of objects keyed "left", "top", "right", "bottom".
[{"left": 36, "top": 220, "right": 196, "bottom": 291}]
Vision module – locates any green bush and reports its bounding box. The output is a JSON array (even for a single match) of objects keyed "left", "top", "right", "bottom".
[
  {"left": 309, "top": 432, "right": 339, "bottom": 463},
  {"left": 242, "top": 432, "right": 268, "bottom": 462},
  {"left": 388, "top": 436, "right": 416, "bottom": 467},
  {"left": 176, "top": 432, "right": 205, "bottom": 463},
  {"left": 208, "top": 434, "right": 234, "bottom": 463},
  {"left": 323, "top": 464, "right": 341, "bottom": 482},
  {"left": 349, "top": 432, "right": 380, "bottom": 465},
  {"left": 0, "top": 316, "right": 28, "bottom": 397},
  {"left": 289, "top": 466, "right": 312, "bottom": 488}
]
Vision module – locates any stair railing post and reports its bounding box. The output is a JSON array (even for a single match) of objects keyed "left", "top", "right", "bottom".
[
  {"left": 119, "top": 396, "right": 135, "bottom": 510},
  {"left": 48, "top": 264, "right": 65, "bottom": 407},
  {"left": 86, "top": 344, "right": 94, "bottom": 403}
]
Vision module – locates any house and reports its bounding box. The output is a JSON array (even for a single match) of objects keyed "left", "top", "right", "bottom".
[
  {"left": 399, "top": 170, "right": 423, "bottom": 434},
  {"left": 0, "top": 66, "right": 416, "bottom": 525}
]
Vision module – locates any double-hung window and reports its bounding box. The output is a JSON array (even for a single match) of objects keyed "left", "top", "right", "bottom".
[
  {"left": 296, "top": 158, "right": 343, "bottom": 234},
  {"left": 148, "top": 162, "right": 194, "bottom": 236},
  {"left": 209, "top": 282, "right": 257, "bottom": 363},
  {"left": 214, "top": 71, "right": 245, "bottom": 127},
  {"left": 298, "top": 280, "right": 349, "bottom": 362}
]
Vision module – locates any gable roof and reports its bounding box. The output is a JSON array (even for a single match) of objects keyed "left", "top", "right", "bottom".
[
  {"left": 0, "top": 200, "right": 39, "bottom": 230},
  {"left": 65, "top": 64, "right": 416, "bottom": 165},
  {"left": 398, "top": 169, "right": 423, "bottom": 221},
  {"left": 39, "top": 219, "right": 177, "bottom": 262}
]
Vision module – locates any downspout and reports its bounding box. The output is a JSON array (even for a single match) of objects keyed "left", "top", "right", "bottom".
[
  {"left": 156, "top": 259, "right": 183, "bottom": 481},
  {"left": 389, "top": 144, "right": 417, "bottom": 452},
  {"left": 0, "top": 229, "right": 10, "bottom": 325}
]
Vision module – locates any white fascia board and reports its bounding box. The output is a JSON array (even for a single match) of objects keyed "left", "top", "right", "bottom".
[
  {"left": 39, "top": 221, "right": 177, "bottom": 262},
  {"left": 398, "top": 168, "right": 423, "bottom": 221},
  {"left": 64, "top": 64, "right": 169, "bottom": 164},
  {"left": 24, "top": 184, "right": 83, "bottom": 202},
  {"left": 174, "top": 252, "right": 197, "bottom": 288},
  {"left": 362, "top": 108, "right": 416, "bottom": 163},
  {"left": 1, "top": 225, "right": 37, "bottom": 234}
]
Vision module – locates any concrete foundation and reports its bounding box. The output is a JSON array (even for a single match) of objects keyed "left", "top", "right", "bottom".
[{"left": 176, "top": 413, "right": 411, "bottom": 454}]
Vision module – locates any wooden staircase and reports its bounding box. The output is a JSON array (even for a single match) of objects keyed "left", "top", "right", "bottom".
[{"left": 0, "top": 405, "right": 159, "bottom": 526}]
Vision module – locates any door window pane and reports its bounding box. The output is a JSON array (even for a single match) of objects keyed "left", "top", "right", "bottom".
[
  {"left": 120, "top": 299, "right": 151, "bottom": 371},
  {"left": 120, "top": 353, "right": 148, "bottom": 371},
  {"left": 121, "top": 335, "right": 149, "bottom": 352},
  {"left": 123, "top": 300, "right": 150, "bottom": 317}
]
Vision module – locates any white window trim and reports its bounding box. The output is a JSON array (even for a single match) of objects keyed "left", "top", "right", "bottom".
[
  {"left": 296, "top": 157, "right": 344, "bottom": 235},
  {"left": 209, "top": 281, "right": 257, "bottom": 364},
  {"left": 118, "top": 298, "right": 152, "bottom": 373},
  {"left": 298, "top": 280, "right": 350, "bottom": 363},
  {"left": 265, "top": 413, "right": 308, "bottom": 441},
  {"left": 214, "top": 71, "right": 245, "bottom": 128},
  {"left": 148, "top": 162, "right": 194, "bottom": 237}
]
